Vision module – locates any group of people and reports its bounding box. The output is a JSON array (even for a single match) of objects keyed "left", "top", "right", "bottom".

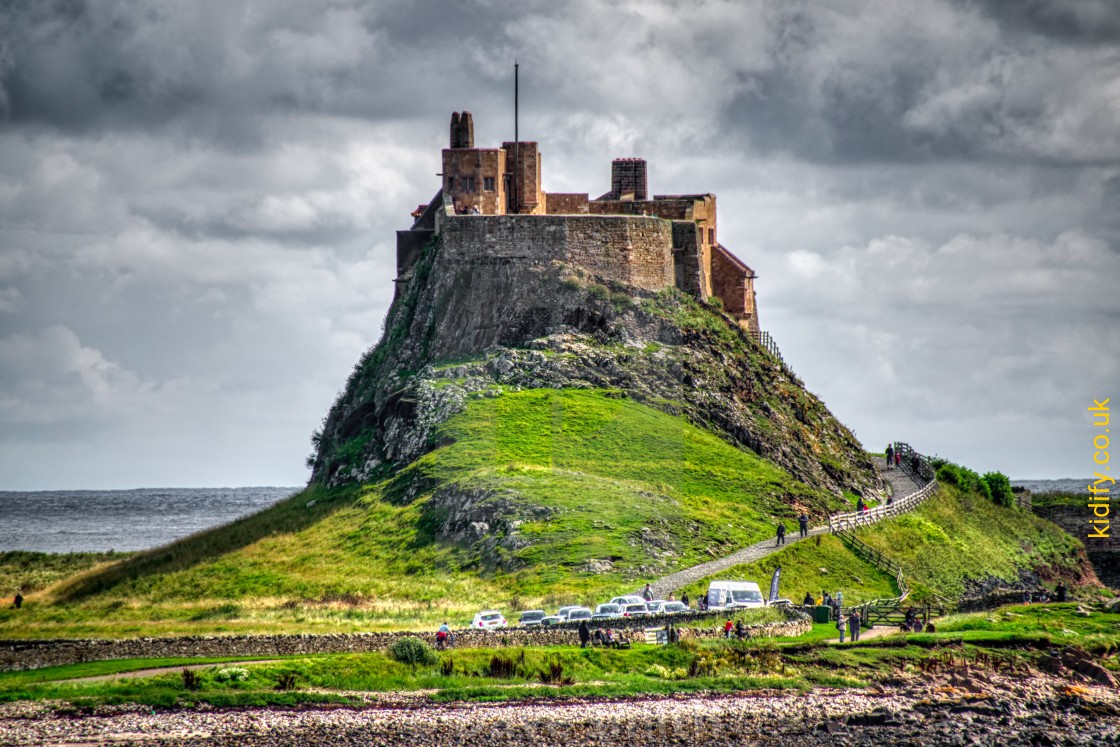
[
  {"left": 1023, "top": 582, "right": 1066, "bottom": 604},
  {"left": 455, "top": 204, "right": 481, "bottom": 215},
  {"left": 577, "top": 621, "right": 632, "bottom": 649},
  {"left": 722, "top": 618, "right": 752, "bottom": 640},
  {"left": 776, "top": 513, "right": 812, "bottom": 546},
  {"left": 835, "top": 608, "right": 863, "bottom": 642}
]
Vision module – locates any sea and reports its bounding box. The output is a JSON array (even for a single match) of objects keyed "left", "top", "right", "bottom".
[
  {"left": 0, "top": 487, "right": 301, "bottom": 554},
  {"left": 1010, "top": 478, "right": 1089, "bottom": 495},
  {"left": 0, "top": 479, "right": 1089, "bottom": 555}
]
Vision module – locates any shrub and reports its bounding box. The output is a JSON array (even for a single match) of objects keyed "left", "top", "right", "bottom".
[
  {"left": 982, "top": 471, "right": 1015, "bottom": 508},
  {"left": 181, "top": 668, "right": 202, "bottom": 691},
  {"left": 388, "top": 636, "right": 438, "bottom": 671},
  {"left": 214, "top": 666, "right": 249, "bottom": 683},
  {"left": 538, "top": 656, "right": 574, "bottom": 686},
  {"left": 488, "top": 654, "right": 518, "bottom": 679},
  {"left": 588, "top": 283, "right": 610, "bottom": 301},
  {"left": 274, "top": 672, "right": 298, "bottom": 691}
]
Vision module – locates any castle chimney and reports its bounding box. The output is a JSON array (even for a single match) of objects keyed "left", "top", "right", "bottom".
[
  {"left": 611, "top": 158, "right": 648, "bottom": 201},
  {"left": 450, "top": 112, "right": 462, "bottom": 148},
  {"left": 459, "top": 111, "right": 474, "bottom": 149}
]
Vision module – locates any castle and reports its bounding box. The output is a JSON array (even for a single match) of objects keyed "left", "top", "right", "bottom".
[{"left": 396, "top": 112, "right": 760, "bottom": 336}]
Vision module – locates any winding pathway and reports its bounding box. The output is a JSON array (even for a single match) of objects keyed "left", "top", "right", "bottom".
[{"left": 645, "top": 454, "right": 932, "bottom": 599}]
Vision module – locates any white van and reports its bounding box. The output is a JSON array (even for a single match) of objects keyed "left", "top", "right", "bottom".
[{"left": 706, "top": 581, "right": 765, "bottom": 609}]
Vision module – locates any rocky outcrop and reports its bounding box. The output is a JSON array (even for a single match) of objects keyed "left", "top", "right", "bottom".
[{"left": 311, "top": 238, "right": 881, "bottom": 499}]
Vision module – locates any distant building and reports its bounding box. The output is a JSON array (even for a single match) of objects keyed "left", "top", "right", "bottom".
[{"left": 397, "top": 112, "right": 759, "bottom": 336}]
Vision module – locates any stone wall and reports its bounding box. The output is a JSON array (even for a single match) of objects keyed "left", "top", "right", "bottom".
[
  {"left": 1032, "top": 505, "right": 1120, "bottom": 551},
  {"left": 545, "top": 193, "right": 590, "bottom": 214},
  {"left": 440, "top": 213, "right": 675, "bottom": 292},
  {"left": 1033, "top": 504, "right": 1120, "bottom": 589},
  {"left": 0, "top": 610, "right": 811, "bottom": 672}
]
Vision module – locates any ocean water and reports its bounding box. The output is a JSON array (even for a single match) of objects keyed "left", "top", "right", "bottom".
[
  {"left": 1011, "top": 478, "right": 1093, "bottom": 495},
  {"left": 0, "top": 487, "right": 301, "bottom": 554}
]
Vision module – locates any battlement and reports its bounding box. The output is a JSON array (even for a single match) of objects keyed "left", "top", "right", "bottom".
[{"left": 396, "top": 113, "right": 759, "bottom": 335}]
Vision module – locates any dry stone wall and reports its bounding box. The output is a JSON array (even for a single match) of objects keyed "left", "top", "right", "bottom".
[{"left": 0, "top": 610, "right": 811, "bottom": 672}]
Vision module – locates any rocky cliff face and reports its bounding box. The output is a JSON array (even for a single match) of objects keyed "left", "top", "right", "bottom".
[{"left": 310, "top": 237, "right": 882, "bottom": 498}]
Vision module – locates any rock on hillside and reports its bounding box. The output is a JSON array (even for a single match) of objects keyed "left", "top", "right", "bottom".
[{"left": 310, "top": 238, "right": 882, "bottom": 498}]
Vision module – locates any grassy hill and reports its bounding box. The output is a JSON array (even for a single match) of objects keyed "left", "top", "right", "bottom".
[
  {"left": 1, "top": 390, "right": 1096, "bottom": 641},
  {"left": 1, "top": 390, "right": 845, "bottom": 638}
]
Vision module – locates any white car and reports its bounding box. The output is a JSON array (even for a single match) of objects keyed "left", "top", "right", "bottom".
[
  {"left": 620, "top": 602, "right": 649, "bottom": 618},
  {"left": 556, "top": 605, "right": 582, "bottom": 621},
  {"left": 471, "top": 610, "right": 507, "bottom": 629},
  {"left": 610, "top": 595, "right": 647, "bottom": 607},
  {"left": 566, "top": 607, "right": 593, "bottom": 622},
  {"left": 645, "top": 600, "right": 667, "bottom": 614},
  {"left": 661, "top": 601, "right": 690, "bottom": 614}
]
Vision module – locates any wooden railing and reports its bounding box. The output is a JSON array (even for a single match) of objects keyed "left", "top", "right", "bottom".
[
  {"left": 826, "top": 444, "right": 949, "bottom": 625},
  {"left": 828, "top": 445, "right": 939, "bottom": 533}
]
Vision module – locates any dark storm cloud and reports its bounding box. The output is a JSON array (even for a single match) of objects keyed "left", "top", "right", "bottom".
[
  {"left": 0, "top": 0, "right": 521, "bottom": 140},
  {"left": 968, "top": 0, "right": 1120, "bottom": 43}
]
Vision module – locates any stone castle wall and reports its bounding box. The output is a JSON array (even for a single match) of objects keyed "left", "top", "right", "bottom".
[{"left": 440, "top": 213, "right": 675, "bottom": 292}]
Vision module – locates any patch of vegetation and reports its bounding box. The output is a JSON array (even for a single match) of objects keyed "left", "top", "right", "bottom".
[
  {"left": 0, "top": 551, "right": 130, "bottom": 596},
  {"left": 851, "top": 482, "right": 1085, "bottom": 598}
]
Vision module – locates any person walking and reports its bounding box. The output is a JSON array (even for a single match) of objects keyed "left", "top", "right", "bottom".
[
  {"left": 642, "top": 583, "right": 654, "bottom": 601},
  {"left": 681, "top": 591, "right": 690, "bottom": 608},
  {"left": 885, "top": 444, "right": 895, "bottom": 470},
  {"left": 776, "top": 522, "right": 786, "bottom": 547},
  {"left": 724, "top": 619, "right": 734, "bottom": 639},
  {"left": 798, "top": 512, "right": 809, "bottom": 539},
  {"left": 578, "top": 620, "right": 591, "bottom": 648},
  {"left": 11, "top": 593, "right": 22, "bottom": 610},
  {"left": 1056, "top": 582, "right": 1067, "bottom": 603},
  {"left": 836, "top": 612, "right": 847, "bottom": 643},
  {"left": 848, "top": 610, "right": 861, "bottom": 642}
]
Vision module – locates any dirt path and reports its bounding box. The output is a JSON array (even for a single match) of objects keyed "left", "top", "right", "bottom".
[{"left": 57, "top": 660, "right": 284, "bottom": 685}]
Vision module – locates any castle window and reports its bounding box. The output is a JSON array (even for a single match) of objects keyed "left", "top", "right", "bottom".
[
  {"left": 484, "top": 176, "right": 495, "bottom": 192},
  {"left": 464, "top": 176, "right": 476, "bottom": 193},
  {"left": 708, "top": 228, "right": 714, "bottom": 244},
  {"left": 447, "top": 176, "right": 455, "bottom": 191}
]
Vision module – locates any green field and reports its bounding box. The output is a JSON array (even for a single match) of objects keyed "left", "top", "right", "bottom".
[{"left": 2, "top": 603, "right": 1115, "bottom": 710}]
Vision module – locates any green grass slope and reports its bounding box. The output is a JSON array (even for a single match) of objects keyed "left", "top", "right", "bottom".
[
  {"left": 2, "top": 390, "right": 839, "bottom": 639},
  {"left": 1, "top": 397, "right": 1096, "bottom": 641}
]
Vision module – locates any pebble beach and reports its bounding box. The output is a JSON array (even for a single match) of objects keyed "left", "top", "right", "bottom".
[{"left": 2, "top": 670, "right": 1118, "bottom": 747}]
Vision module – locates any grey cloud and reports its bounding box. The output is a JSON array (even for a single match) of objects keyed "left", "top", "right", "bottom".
[{"left": 967, "top": 0, "right": 1120, "bottom": 43}]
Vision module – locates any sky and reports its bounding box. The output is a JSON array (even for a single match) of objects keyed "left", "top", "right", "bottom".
[{"left": 0, "top": 0, "right": 1117, "bottom": 490}]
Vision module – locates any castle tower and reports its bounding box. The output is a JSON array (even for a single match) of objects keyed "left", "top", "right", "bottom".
[{"left": 610, "top": 158, "right": 648, "bottom": 201}]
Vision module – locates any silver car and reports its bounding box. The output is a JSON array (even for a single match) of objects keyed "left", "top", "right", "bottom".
[{"left": 592, "top": 603, "right": 622, "bottom": 621}]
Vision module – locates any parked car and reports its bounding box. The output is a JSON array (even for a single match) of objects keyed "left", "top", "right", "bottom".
[
  {"left": 610, "top": 595, "right": 647, "bottom": 607},
  {"left": 471, "top": 610, "right": 508, "bottom": 629},
  {"left": 519, "top": 610, "right": 546, "bottom": 627},
  {"left": 556, "top": 605, "right": 582, "bottom": 621},
  {"left": 660, "top": 601, "right": 689, "bottom": 614},
  {"left": 621, "top": 602, "right": 649, "bottom": 618},
  {"left": 539, "top": 616, "right": 562, "bottom": 626},
  {"left": 592, "top": 603, "right": 622, "bottom": 620},
  {"left": 767, "top": 598, "right": 794, "bottom": 608},
  {"left": 645, "top": 600, "right": 667, "bottom": 614},
  {"left": 705, "top": 581, "right": 765, "bottom": 609},
  {"left": 566, "top": 607, "right": 593, "bottom": 622}
]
